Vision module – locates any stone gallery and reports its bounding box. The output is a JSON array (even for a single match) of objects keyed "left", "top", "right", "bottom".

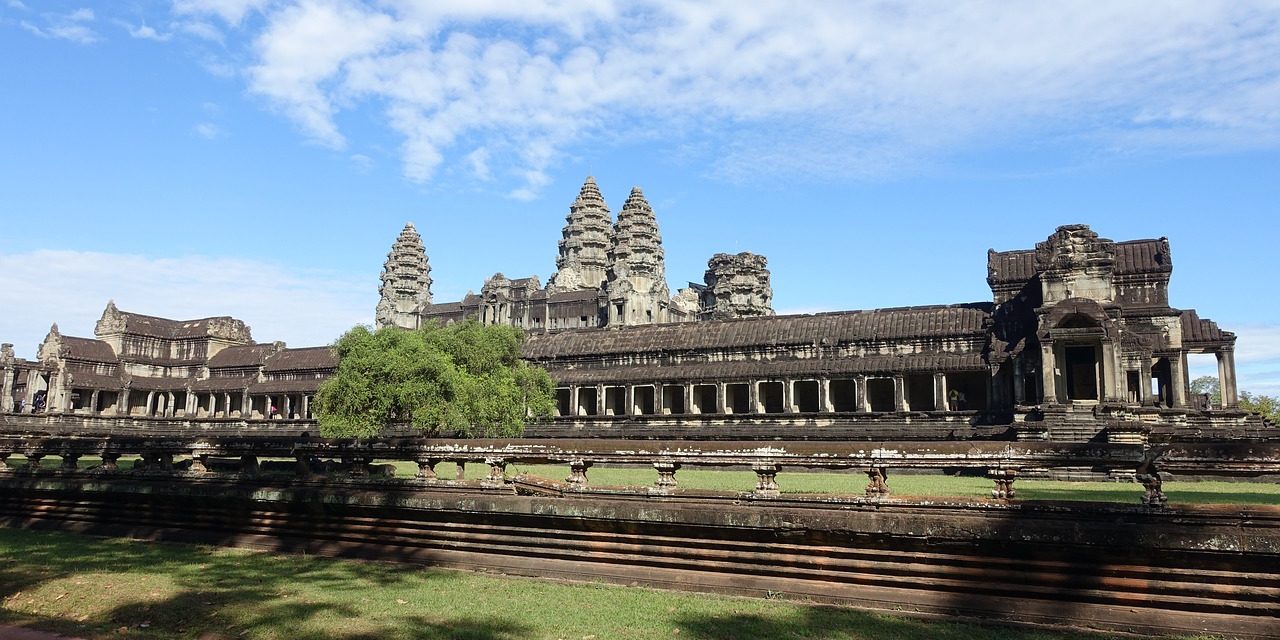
[{"left": 0, "top": 177, "right": 1256, "bottom": 439}]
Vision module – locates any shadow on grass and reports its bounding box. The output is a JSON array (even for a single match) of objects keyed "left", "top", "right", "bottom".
[
  {"left": 0, "top": 528, "right": 532, "bottom": 640},
  {"left": 673, "top": 607, "right": 1110, "bottom": 640}
]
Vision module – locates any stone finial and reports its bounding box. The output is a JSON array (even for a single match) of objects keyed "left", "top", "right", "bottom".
[
  {"left": 700, "top": 252, "right": 774, "bottom": 320},
  {"left": 549, "top": 176, "right": 612, "bottom": 292},
  {"left": 376, "top": 222, "right": 433, "bottom": 329}
]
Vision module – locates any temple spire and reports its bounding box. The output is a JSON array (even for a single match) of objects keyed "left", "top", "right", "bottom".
[
  {"left": 604, "top": 186, "right": 670, "bottom": 326},
  {"left": 376, "top": 222, "right": 432, "bottom": 329},
  {"left": 548, "top": 176, "right": 612, "bottom": 292}
]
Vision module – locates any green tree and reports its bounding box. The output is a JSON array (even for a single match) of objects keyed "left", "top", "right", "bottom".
[
  {"left": 315, "top": 321, "right": 555, "bottom": 438},
  {"left": 1240, "top": 391, "right": 1280, "bottom": 425},
  {"left": 1188, "top": 376, "right": 1279, "bottom": 425},
  {"left": 1190, "top": 375, "right": 1222, "bottom": 406}
]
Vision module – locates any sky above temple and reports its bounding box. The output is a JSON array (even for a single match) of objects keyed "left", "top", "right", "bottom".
[{"left": 1, "top": 1, "right": 1279, "bottom": 393}]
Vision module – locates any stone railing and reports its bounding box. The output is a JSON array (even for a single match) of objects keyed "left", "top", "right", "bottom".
[{"left": 2, "top": 434, "right": 1277, "bottom": 505}]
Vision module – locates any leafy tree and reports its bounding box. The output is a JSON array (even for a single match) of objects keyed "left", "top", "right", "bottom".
[
  {"left": 1187, "top": 376, "right": 1279, "bottom": 425},
  {"left": 1240, "top": 391, "right": 1280, "bottom": 425},
  {"left": 1190, "top": 375, "right": 1222, "bottom": 406},
  {"left": 315, "top": 321, "right": 555, "bottom": 438}
]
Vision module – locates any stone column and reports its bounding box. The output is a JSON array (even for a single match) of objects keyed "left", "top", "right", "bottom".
[
  {"left": 89, "top": 390, "right": 100, "bottom": 415},
  {"left": 685, "top": 384, "right": 696, "bottom": 415},
  {"left": 185, "top": 392, "right": 197, "bottom": 416},
  {"left": 284, "top": 395, "right": 293, "bottom": 419},
  {"left": 144, "top": 391, "right": 155, "bottom": 417},
  {"left": 1040, "top": 342, "right": 1058, "bottom": 404},
  {"left": 1, "top": 365, "right": 14, "bottom": 413},
  {"left": 716, "top": 383, "right": 727, "bottom": 414},
  {"left": 240, "top": 391, "right": 250, "bottom": 418},
  {"left": 749, "top": 380, "right": 760, "bottom": 414},
  {"left": 855, "top": 375, "right": 869, "bottom": 412},
  {"left": 1171, "top": 352, "right": 1188, "bottom": 408},
  {"left": 1217, "top": 349, "right": 1239, "bottom": 408},
  {"left": 167, "top": 392, "right": 176, "bottom": 417},
  {"left": 933, "top": 373, "right": 947, "bottom": 411},
  {"left": 570, "top": 386, "right": 580, "bottom": 416},
  {"left": 625, "top": 385, "right": 635, "bottom": 416},
  {"left": 782, "top": 380, "right": 793, "bottom": 413},
  {"left": 892, "top": 375, "right": 905, "bottom": 412},
  {"left": 1100, "top": 342, "right": 1120, "bottom": 402},
  {"left": 302, "top": 395, "right": 311, "bottom": 419},
  {"left": 1139, "top": 358, "right": 1154, "bottom": 406},
  {"left": 595, "top": 384, "right": 605, "bottom": 416},
  {"left": 819, "top": 378, "right": 833, "bottom": 413}
]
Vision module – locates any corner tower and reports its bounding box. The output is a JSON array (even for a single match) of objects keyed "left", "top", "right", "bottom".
[
  {"left": 605, "top": 186, "right": 671, "bottom": 326},
  {"left": 700, "top": 252, "right": 774, "bottom": 320},
  {"left": 548, "top": 176, "right": 612, "bottom": 292},
  {"left": 376, "top": 223, "right": 433, "bottom": 330}
]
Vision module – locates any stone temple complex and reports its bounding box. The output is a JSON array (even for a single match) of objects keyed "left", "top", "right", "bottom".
[
  {"left": 0, "top": 179, "right": 1259, "bottom": 440},
  {"left": 375, "top": 177, "right": 775, "bottom": 331}
]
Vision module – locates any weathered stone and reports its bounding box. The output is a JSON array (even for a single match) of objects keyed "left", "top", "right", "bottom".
[{"left": 376, "top": 223, "right": 433, "bottom": 330}]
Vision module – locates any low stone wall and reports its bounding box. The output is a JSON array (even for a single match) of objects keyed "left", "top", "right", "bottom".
[{"left": 0, "top": 473, "right": 1276, "bottom": 639}]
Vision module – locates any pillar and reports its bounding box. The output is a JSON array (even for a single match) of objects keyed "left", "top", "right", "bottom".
[
  {"left": 185, "top": 392, "right": 197, "bottom": 416},
  {"left": 749, "top": 379, "right": 760, "bottom": 414},
  {"left": 685, "top": 384, "right": 696, "bottom": 415},
  {"left": 625, "top": 385, "right": 635, "bottom": 416},
  {"left": 167, "top": 392, "right": 176, "bottom": 417},
  {"left": 595, "top": 384, "right": 605, "bottom": 416},
  {"left": 1170, "top": 352, "right": 1188, "bottom": 408},
  {"left": 89, "top": 390, "right": 100, "bottom": 415},
  {"left": 934, "top": 373, "right": 948, "bottom": 411},
  {"left": 1217, "top": 349, "right": 1238, "bottom": 408},
  {"left": 284, "top": 395, "right": 293, "bottom": 419},
  {"left": 716, "top": 383, "right": 727, "bottom": 414},
  {"left": 1012, "top": 358, "right": 1026, "bottom": 406},
  {"left": 570, "top": 386, "right": 580, "bottom": 416},
  {"left": 1139, "top": 357, "right": 1154, "bottom": 407},
  {"left": 1101, "top": 342, "right": 1120, "bottom": 402},
  {"left": 240, "top": 391, "right": 250, "bottom": 418},
  {"left": 1, "top": 365, "right": 14, "bottom": 412},
  {"left": 856, "top": 375, "right": 869, "bottom": 412},
  {"left": 782, "top": 379, "right": 793, "bottom": 413},
  {"left": 145, "top": 391, "right": 155, "bottom": 417},
  {"left": 116, "top": 388, "right": 129, "bottom": 415},
  {"left": 302, "top": 395, "right": 311, "bottom": 419},
  {"left": 819, "top": 378, "right": 833, "bottom": 413},
  {"left": 892, "top": 375, "right": 905, "bottom": 412},
  {"left": 1040, "top": 342, "right": 1058, "bottom": 404}
]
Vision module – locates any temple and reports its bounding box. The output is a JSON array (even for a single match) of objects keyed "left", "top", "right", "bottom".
[
  {"left": 0, "top": 179, "right": 1258, "bottom": 440},
  {"left": 377, "top": 177, "right": 774, "bottom": 331}
]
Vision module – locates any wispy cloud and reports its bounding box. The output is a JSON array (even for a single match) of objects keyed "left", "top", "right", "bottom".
[
  {"left": 168, "top": 1, "right": 1280, "bottom": 199},
  {"left": 194, "top": 121, "right": 222, "bottom": 139},
  {"left": 20, "top": 7, "right": 100, "bottom": 44},
  {"left": 0, "top": 250, "right": 373, "bottom": 360},
  {"left": 121, "top": 21, "right": 171, "bottom": 42}
]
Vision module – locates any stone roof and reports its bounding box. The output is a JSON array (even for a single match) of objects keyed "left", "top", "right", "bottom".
[
  {"left": 546, "top": 353, "right": 985, "bottom": 385},
  {"left": 987, "top": 238, "right": 1170, "bottom": 286},
  {"left": 128, "top": 375, "right": 184, "bottom": 391},
  {"left": 263, "top": 347, "right": 338, "bottom": 372},
  {"left": 61, "top": 336, "right": 118, "bottom": 363},
  {"left": 207, "top": 344, "right": 278, "bottom": 368},
  {"left": 523, "top": 304, "right": 992, "bottom": 359},
  {"left": 250, "top": 379, "right": 326, "bottom": 393},
  {"left": 191, "top": 375, "right": 256, "bottom": 392},
  {"left": 63, "top": 371, "right": 124, "bottom": 390},
  {"left": 547, "top": 289, "right": 600, "bottom": 304},
  {"left": 1181, "top": 309, "right": 1234, "bottom": 346}
]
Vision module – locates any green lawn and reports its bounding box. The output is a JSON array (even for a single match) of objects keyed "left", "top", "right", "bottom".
[
  {"left": 6, "top": 455, "right": 1280, "bottom": 505},
  {"left": 0, "top": 527, "right": 1130, "bottom": 640}
]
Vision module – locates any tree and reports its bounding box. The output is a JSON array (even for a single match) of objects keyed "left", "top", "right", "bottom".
[
  {"left": 1187, "top": 376, "right": 1279, "bottom": 425},
  {"left": 1190, "top": 375, "right": 1222, "bottom": 406},
  {"left": 314, "top": 321, "right": 555, "bottom": 438},
  {"left": 1240, "top": 391, "right": 1280, "bottom": 426}
]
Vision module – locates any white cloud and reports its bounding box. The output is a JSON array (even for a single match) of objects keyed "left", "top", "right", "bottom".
[
  {"left": 465, "top": 147, "right": 491, "bottom": 181},
  {"left": 7, "top": 1, "right": 28, "bottom": 10},
  {"left": 172, "top": 0, "right": 271, "bottom": 25},
  {"left": 66, "top": 8, "right": 93, "bottom": 22},
  {"left": 21, "top": 20, "right": 98, "bottom": 45},
  {"left": 194, "top": 121, "right": 222, "bottom": 139},
  {"left": 125, "top": 23, "right": 171, "bottom": 41},
  {"left": 349, "top": 153, "right": 373, "bottom": 172},
  {"left": 177, "top": 20, "right": 224, "bottom": 42},
  {"left": 176, "top": 1, "right": 1280, "bottom": 198},
  {"left": 0, "top": 250, "right": 373, "bottom": 360},
  {"left": 1232, "top": 325, "right": 1280, "bottom": 364}
]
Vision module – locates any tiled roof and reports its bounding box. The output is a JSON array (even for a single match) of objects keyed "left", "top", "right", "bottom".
[
  {"left": 128, "top": 375, "right": 188, "bottom": 391},
  {"left": 191, "top": 375, "right": 256, "bottom": 392},
  {"left": 546, "top": 353, "right": 985, "bottom": 385},
  {"left": 1181, "top": 309, "right": 1234, "bottom": 345},
  {"left": 63, "top": 371, "right": 124, "bottom": 389},
  {"left": 422, "top": 302, "right": 463, "bottom": 315},
  {"left": 61, "top": 336, "right": 118, "bottom": 363},
  {"left": 116, "top": 311, "right": 231, "bottom": 339},
  {"left": 207, "top": 344, "right": 277, "bottom": 368},
  {"left": 987, "top": 238, "right": 1171, "bottom": 286},
  {"left": 250, "top": 379, "right": 325, "bottom": 393},
  {"left": 547, "top": 289, "right": 600, "bottom": 304},
  {"left": 523, "top": 304, "right": 992, "bottom": 359},
  {"left": 263, "top": 347, "right": 337, "bottom": 372}
]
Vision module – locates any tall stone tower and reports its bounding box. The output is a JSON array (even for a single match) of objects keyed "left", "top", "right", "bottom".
[
  {"left": 548, "top": 176, "right": 612, "bottom": 292},
  {"left": 605, "top": 187, "right": 671, "bottom": 326},
  {"left": 700, "top": 252, "right": 775, "bottom": 320},
  {"left": 376, "top": 223, "right": 433, "bottom": 330}
]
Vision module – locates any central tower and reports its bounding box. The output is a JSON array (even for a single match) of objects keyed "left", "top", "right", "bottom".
[{"left": 548, "top": 176, "right": 613, "bottom": 292}]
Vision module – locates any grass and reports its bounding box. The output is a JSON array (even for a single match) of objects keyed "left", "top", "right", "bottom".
[
  {"left": 0, "top": 526, "right": 1133, "bottom": 640},
  {"left": 7, "top": 456, "right": 1280, "bottom": 506}
]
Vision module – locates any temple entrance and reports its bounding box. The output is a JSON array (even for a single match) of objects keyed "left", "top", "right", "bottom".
[
  {"left": 866, "top": 378, "right": 895, "bottom": 412},
  {"left": 758, "top": 381, "right": 784, "bottom": 413},
  {"left": 1064, "top": 345, "right": 1099, "bottom": 401},
  {"left": 577, "top": 387, "right": 598, "bottom": 416},
  {"left": 1152, "top": 358, "right": 1173, "bottom": 408}
]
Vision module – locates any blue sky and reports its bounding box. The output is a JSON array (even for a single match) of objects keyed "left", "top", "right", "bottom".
[{"left": 1, "top": 1, "right": 1279, "bottom": 393}]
